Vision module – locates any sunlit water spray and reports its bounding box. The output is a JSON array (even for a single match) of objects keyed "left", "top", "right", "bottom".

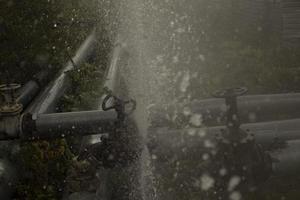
[
  {"left": 116, "top": 2, "right": 162, "bottom": 200},
  {"left": 104, "top": 0, "right": 209, "bottom": 199},
  {"left": 112, "top": 1, "right": 174, "bottom": 199}
]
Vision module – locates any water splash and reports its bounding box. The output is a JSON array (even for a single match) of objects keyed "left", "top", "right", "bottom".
[
  {"left": 105, "top": 0, "right": 208, "bottom": 199},
  {"left": 109, "top": 1, "right": 167, "bottom": 199}
]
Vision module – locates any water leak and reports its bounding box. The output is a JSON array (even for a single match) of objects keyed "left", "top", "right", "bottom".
[
  {"left": 115, "top": 1, "right": 163, "bottom": 199},
  {"left": 107, "top": 0, "right": 203, "bottom": 199}
]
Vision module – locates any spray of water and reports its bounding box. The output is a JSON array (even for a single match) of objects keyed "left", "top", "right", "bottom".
[
  {"left": 111, "top": 1, "right": 174, "bottom": 199},
  {"left": 115, "top": 2, "right": 162, "bottom": 199},
  {"left": 104, "top": 0, "right": 207, "bottom": 199}
]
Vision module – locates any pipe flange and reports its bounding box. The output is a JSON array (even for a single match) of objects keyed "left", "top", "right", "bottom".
[
  {"left": 0, "top": 83, "right": 23, "bottom": 115},
  {"left": 0, "top": 104, "right": 23, "bottom": 115}
]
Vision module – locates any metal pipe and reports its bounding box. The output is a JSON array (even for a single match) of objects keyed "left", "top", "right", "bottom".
[
  {"left": 17, "top": 70, "right": 51, "bottom": 109},
  {"left": 26, "top": 110, "right": 118, "bottom": 140},
  {"left": 99, "top": 43, "right": 130, "bottom": 109},
  {"left": 25, "top": 29, "right": 97, "bottom": 115},
  {"left": 149, "top": 93, "right": 300, "bottom": 128},
  {"left": 148, "top": 122, "right": 300, "bottom": 178},
  {"left": 148, "top": 118, "right": 300, "bottom": 150},
  {"left": 17, "top": 81, "right": 40, "bottom": 108},
  {"left": 205, "top": 118, "right": 300, "bottom": 146},
  {"left": 147, "top": 119, "right": 300, "bottom": 162},
  {"left": 103, "top": 43, "right": 122, "bottom": 93}
]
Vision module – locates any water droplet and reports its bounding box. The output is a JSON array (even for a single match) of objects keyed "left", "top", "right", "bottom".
[
  {"left": 198, "top": 129, "right": 206, "bottom": 137},
  {"left": 151, "top": 154, "right": 157, "bottom": 160},
  {"left": 228, "top": 176, "right": 241, "bottom": 192},
  {"left": 201, "top": 174, "right": 215, "bottom": 191},
  {"left": 180, "top": 71, "right": 190, "bottom": 93},
  {"left": 187, "top": 129, "right": 196, "bottom": 136},
  {"left": 198, "top": 54, "right": 206, "bottom": 61},
  {"left": 202, "top": 153, "right": 210, "bottom": 161},
  {"left": 183, "top": 107, "right": 192, "bottom": 116},
  {"left": 189, "top": 114, "right": 203, "bottom": 127},
  {"left": 204, "top": 140, "right": 214, "bottom": 148},
  {"left": 219, "top": 168, "right": 227, "bottom": 176},
  {"left": 229, "top": 191, "right": 242, "bottom": 200}
]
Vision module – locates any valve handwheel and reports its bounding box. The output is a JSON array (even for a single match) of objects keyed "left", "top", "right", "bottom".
[
  {"left": 0, "top": 83, "right": 21, "bottom": 103},
  {"left": 102, "top": 94, "right": 116, "bottom": 111},
  {"left": 102, "top": 93, "right": 136, "bottom": 116},
  {"left": 0, "top": 83, "right": 22, "bottom": 113},
  {"left": 0, "top": 83, "right": 21, "bottom": 91},
  {"left": 212, "top": 87, "right": 248, "bottom": 98},
  {"left": 211, "top": 87, "right": 248, "bottom": 139}
]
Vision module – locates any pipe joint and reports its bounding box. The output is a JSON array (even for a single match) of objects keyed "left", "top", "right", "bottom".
[{"left": 0, "top": 84, "right": 23, "bottom": 140}]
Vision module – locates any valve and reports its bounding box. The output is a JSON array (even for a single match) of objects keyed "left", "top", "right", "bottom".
[
  {"left": 101, "top": 88, "right": 136, "bottom": 121},
  {"left": 212, "top": 87, "right": 248, "bottom": 141},
  {"left": 0, "top": 83, "right": 23, "bottom": 114},
  {"left": 208, "top": 87, "right": 272, "bottom": 198},
  {"left": 0, "top": 83, "right": 23, "bottom": 139},
  {"left": 76, "top": 88, "right": 140, "bottom": 169}
]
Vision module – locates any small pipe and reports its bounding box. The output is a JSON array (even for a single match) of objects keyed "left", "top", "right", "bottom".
[{"left": 24, "top": 110, "right": 118, "bottom": 140}]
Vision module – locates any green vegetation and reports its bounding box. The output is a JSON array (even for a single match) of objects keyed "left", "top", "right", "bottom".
[
  {"left": 0, "top": 0, "right": 101, "bottom": 83},
  {"left": 61, "top": 30, "right": 111, "bottom": 111},
  {"left": 0, "top": 1, "right": 111, "bottom": 199},
  {"left": 16, "top": 140, "right": 73, "bottom": 200}
]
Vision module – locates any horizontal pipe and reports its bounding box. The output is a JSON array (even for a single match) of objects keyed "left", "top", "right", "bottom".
[
  {"left": 148, "top": 120, "right": 300, "bottom": 178},
  {"left": 148, "top": 118, "right": 300, "bottom": 151},
  {"left": 25, "top": 29, "right": 97, "bottom": 115},
  {"left": 242, "top": 119, "right": 300, "bottom": 145},
  {"left": 34, "top": 110, "right": 117, "bottom": 139},
  {"left": 24, "top": 110, "right": 118, "bottom": 140},
  {"left": 149, "top": 93, "right": 300, "bottom": 128}
]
